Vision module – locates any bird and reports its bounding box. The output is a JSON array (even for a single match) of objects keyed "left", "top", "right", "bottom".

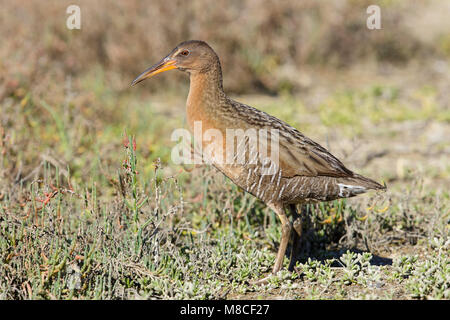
[{"left": 132, "top": 40, "right": 386, "bottom": 278}]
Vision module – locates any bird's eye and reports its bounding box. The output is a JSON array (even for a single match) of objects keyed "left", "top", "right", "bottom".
[{"left": 180, "top": 50, "right": 190, "bottom": 56}]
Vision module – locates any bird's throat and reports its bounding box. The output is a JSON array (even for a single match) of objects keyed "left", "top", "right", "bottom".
[{"left": 186, "top": 71, "right": 225, "bottom": 131}]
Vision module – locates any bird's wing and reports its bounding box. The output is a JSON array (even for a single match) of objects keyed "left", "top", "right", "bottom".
[
  {"left": 275, "top": 130, "right": 354, "bottom": 178},
  {"left": 230, "top": 100, "right": 354, "bottom": 179}
]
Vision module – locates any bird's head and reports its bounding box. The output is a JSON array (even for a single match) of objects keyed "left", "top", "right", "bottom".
[{"left": 132, "top": 40, "right": 219, "bottom": 86}]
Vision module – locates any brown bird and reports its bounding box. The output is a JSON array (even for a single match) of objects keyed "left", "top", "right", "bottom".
[{"left": 132, "top": 40, "right": 386, "bottom": 277}]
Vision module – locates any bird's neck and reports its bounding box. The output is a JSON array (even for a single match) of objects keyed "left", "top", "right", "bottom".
[{"left": 186, "top": 65, "right": 226, "bottom": 131}]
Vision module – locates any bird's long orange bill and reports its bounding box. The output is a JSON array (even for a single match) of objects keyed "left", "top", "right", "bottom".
[{"left": 131, "top": 58, "right": 177, "bottom": 86}]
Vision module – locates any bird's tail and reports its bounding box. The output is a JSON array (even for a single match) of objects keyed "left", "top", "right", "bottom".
[
  {"left": 351, "top": 173, "right": 387, "bottom": 191},
  {"left": 336, "top": 174, "right": 386, "bottom": 198}
]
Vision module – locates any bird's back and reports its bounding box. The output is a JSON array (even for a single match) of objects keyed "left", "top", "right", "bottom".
[{"left": 203, "top": 98, "right": 385, "bottom": 205}]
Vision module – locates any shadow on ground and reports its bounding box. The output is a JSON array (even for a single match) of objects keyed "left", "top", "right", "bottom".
[{"left": 288, "top": 246, "right": 393, "bottom": 268}]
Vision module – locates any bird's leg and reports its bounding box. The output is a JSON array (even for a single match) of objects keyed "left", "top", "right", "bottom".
[
  {"left": 288, "top": 204, "right": 303, "bottom": 271},
  {"left": 250, "top": 203, "right": 291, "bottom": 285},
  {"left": 270, "top": 203, "right": 292, "bottom": 274}
]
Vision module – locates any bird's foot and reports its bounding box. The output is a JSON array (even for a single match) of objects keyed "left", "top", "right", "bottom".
[{"left": 249, "top": 271, "right": 282, "bottom": 286}]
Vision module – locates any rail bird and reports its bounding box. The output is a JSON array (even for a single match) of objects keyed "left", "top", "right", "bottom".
[{"left": 132, "top": 40, "right": 386, "bottom": 277}]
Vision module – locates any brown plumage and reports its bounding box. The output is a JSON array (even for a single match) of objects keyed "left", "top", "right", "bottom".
[{"left": 132, "top": 40, "right": 386, "bottom": 277}]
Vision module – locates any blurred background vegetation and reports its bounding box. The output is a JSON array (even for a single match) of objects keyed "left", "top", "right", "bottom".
[{"left": 2, "top": 0, "right": 450, "bottom": 93}]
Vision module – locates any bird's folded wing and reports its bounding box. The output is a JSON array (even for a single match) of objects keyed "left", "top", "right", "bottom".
[
  {"left": 276, "top": 134, "right": 354, "bottom": 178},
  {"left": 230, "top": 100, "right": 355, "bottom": 179}
]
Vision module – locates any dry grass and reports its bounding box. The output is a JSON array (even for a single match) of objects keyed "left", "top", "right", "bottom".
[{"left": 2, "top": 0, "right": 450, "bottom": 96}]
